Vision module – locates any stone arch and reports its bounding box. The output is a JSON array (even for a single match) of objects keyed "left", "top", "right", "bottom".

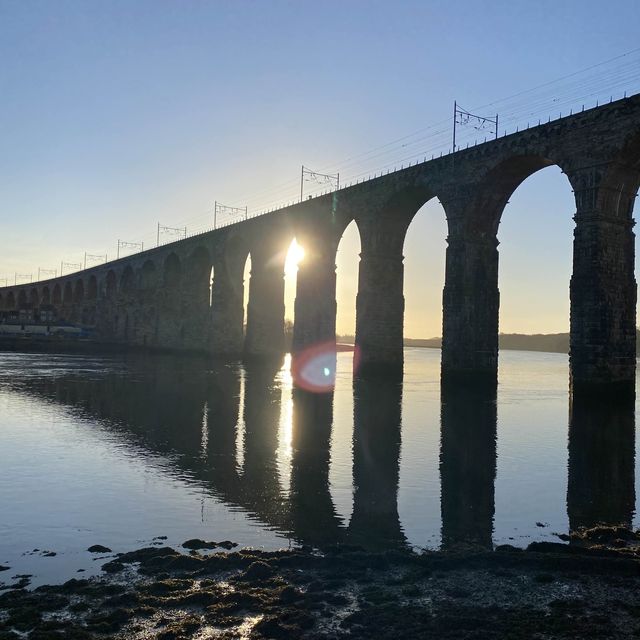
[
  {"left": 53, "top": 283, "right": 62, "bottom": 305},
  {"left": 87, "top": 275, "right": 98, "bottom": 300},
  {"left": 29, "top": 288, "right": 39, "bottom": 307},
  {"left": 120, "top": 266, "right": 135, "bottom": 295},
  {"left": 106, "top": 270, "right": 117, "bottom": 299},
  {"left": 41, "top": 286, "right": 51, "bottom": 305},
  {"left": 439, "top": 153, "right": 576, "bottom": 383},
  {"left": 63, "top": 282, "right": 73, "bottom": 304},
  {"left": 459, "top": 154, "right": 571, "bottom": 235},
  {"left": 140, "top": 260, "right": 157, "bottom": 290},
  {"left": 7, "top": 291, "right": 15, "bottom": 310},
  {"left": 0, "top": 293, "right": 3, "bottom": 311},
  {"left": 17, "top": 290, "right": 27, "bottom": 308},
  {"left": 596, "top": 128, "right": 640, "bottom": 223},
  {"left": 163, "top": 253, "right": 182, "bottom": 288},
  {"left": 73, "top": 279, "right": 84, "bottom": 303}
]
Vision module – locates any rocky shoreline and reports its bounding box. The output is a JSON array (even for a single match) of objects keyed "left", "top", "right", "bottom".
[{"left": 2, "top": 528, "right": 640, "bottom": 639}]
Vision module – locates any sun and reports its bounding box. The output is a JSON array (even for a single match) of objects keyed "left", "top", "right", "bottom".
[{"left": 285, "top": 239, "right": 305, "bottom": 276}]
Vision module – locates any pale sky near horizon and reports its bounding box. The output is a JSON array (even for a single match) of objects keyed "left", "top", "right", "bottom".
[{"left": 1, "top": 0, "right": 639, "bottom": 337}]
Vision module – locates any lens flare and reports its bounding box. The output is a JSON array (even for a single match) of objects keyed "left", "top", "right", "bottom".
[{"left": 292, "top": 341, "right": 358, "bottom": 392}]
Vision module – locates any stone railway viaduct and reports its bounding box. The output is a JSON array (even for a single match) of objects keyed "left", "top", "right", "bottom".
[{"left": 2, "top": 95, "right": 640, "bottom": 389}]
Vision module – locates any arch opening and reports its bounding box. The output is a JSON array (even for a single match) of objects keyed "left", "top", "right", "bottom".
[
  {"left": 163, "top": 253, "right": 182, "bottom": 289},
  {"left": 284, "top": 238, "right": 304, "bottom": 350},
  {"left": 140, "top": 260, "right": 157, "bottom": 291},
  {"left": 106, "top": 271, "right": 117, "bottom": 299},
  {"left": 242, "top": 253, "right": 252, "bottom": 336},
  {"left": 73, "top": 280, "right": 85, "bottom": 304},
  {"left": 497, "top": 165, "right": 575, "bottom": 338},
  {"left": 53, "top": 284, "right": 62, "bottom": 305},
  {"left": 402, "top": 197, "right": 448, "bottom": 346},
  {"left": 120, "top": 266, "right": 135, "bottom": 295},
  {"left": 186, "top": 246, "right": 212, "bottom": 306},
  {"left": 87, "top": 275, "right": 98, "bottom": 300},
  {"left": 63, "top": 282, "right": 73, "bottom": 305},
  {"left": 335, "top": 220, "right": 361, "bottom": 345}
]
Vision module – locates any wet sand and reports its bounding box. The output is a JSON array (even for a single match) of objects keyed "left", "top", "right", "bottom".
[{"left": 2, "top": 527, "right": 640, "bottom": 639}]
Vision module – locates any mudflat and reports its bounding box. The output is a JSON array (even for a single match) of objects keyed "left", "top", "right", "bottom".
[{"left": 2, "top": 527, "right": 640, "bottom": 639}]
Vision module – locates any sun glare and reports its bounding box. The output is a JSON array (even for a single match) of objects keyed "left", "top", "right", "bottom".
[{"left": 285, "top": 239, "right": 305, "bottom": 276}]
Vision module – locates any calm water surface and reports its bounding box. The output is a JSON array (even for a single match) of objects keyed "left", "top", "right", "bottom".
[{"left": 0, "top": 348, "right": 636, "bottom": 585}]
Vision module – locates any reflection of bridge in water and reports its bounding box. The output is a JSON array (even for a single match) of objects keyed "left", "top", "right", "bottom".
[{"left": 9, "top": 354, "right": 636, "bottom": 549}]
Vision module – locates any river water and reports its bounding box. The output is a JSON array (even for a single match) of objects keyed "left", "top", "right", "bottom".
[{"left": 0, "top": 348, "right": 636, "bottom": 586}]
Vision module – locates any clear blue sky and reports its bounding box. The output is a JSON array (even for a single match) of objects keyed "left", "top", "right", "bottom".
[{"left": 1, "top": 0, "right": 639, "bottom": 336}]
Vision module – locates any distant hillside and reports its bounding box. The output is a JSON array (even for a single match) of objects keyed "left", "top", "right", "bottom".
[
  {"left": 333, "top": 330, "right": 640, "bottom": 355},
  {"left": 337, "top": 332, "right": 569, "bottom": 354}
]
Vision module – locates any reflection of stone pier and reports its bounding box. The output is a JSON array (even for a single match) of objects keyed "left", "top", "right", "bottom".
[
  {"left": 289, "top": 388, "right": 343, "bottom": 544},
  {"left": 348, "top": 377, "right": 405, "bottom": 548},
  {"left": 203, "top": 364, "right": 242, "bottom": 488},
  {"left": 240, "top": 361, "right": 284, "bottom": 507},
  {"left": 567, "top": 393, "right": 636, "bottom": 531},
  {"left": 440, "top": 383, "right": 497, "bottom": 549}
]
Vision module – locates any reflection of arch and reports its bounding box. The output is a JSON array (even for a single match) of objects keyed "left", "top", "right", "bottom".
[
  {"left": 73, "top": 279, "right": 84, "bottom": 303},
  {"left": 87, "top": 276, "right": 97, "bottom": 300},
  {"left": 41, "top": 286, "right": 51, "bottom": 305},
  {"left": 29, "top": 288, "right": 39, "bottom": 307},
  {"left": 140, "top": 260, "right": 157, "bottom": 290},
  {"left": 106, "top": 270, "right": 117, "bottom": 299},
  {"left": 163, "top": 253, "right": 182, "bottom": 288},
  {"left": 53, "top": 284, "right": 62, "bottom": 305},
  {"left": 63, "top": 282, "right": 73, "bottom": 304},
  {"left": 120, "top": 266, "right": 135, "bottom": 295},
  {"left": 18, "top": 290, "right": 27, "bottom": 308}
]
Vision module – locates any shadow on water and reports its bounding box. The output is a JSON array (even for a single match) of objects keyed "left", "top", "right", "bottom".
[{"left": 2, "top": 351, "right": 637, "bottom": 553}]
